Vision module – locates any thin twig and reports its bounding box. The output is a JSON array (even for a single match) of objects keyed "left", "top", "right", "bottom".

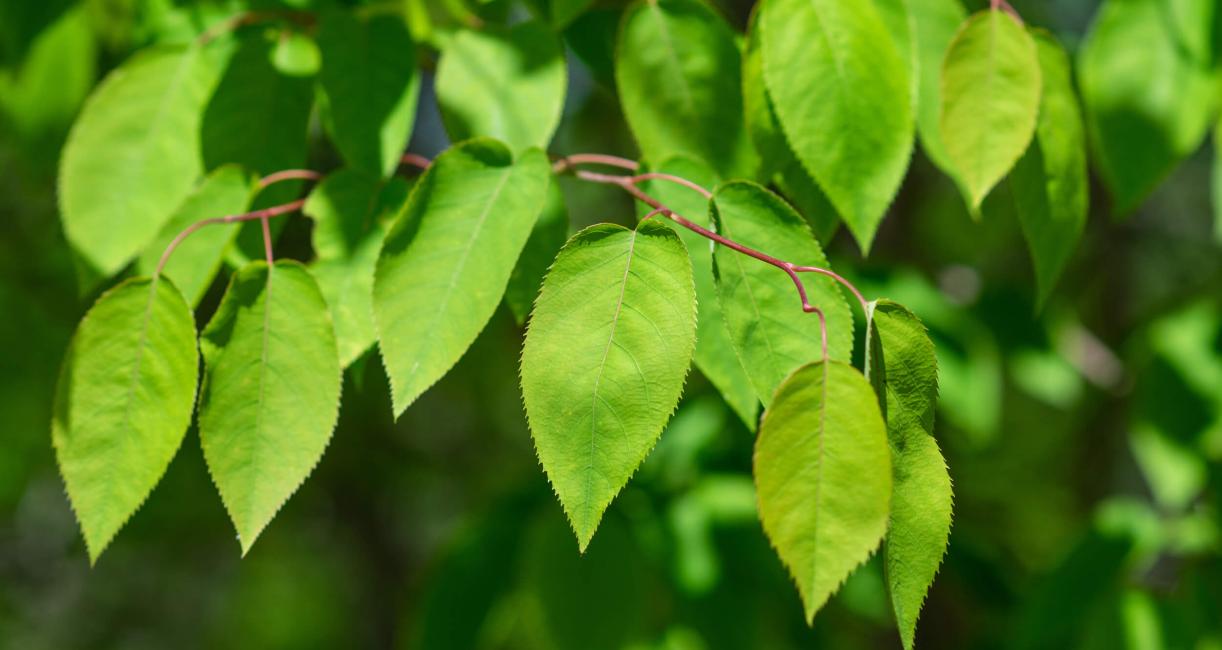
[
  {"left": 552, "top": 154, "right": 640, "bottom": 174},
  {"left": 259, "top": 169, "right": 321, "bottom": 188},
  {"left": 154, "top": 199, "right": 305, "bottom": 278},
  {"left": 401, "top": 153, "right": 432, "bottom": 171}
]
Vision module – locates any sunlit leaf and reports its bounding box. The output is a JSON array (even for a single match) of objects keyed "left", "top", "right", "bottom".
[
  {"left": 616, "top": 0, "right": 757, "bottom": 178},
  {"left": 760, "top": 0, "right": 913, "bottom": 251},
  {"left": 865, "top": 300, "right": 951, "bottom": 650},
  {"left": 136, "top": 165, "right": 256, "bottom": 306},
  {"left": 317, "top": 11, "right": 420, "bottom": 177},
  {"left": 59, "top": 45, "right": 216, "bottom": 277},
  {"left": 1011, "top": 32, "right": 1088, "bottom": 307},
  {"left": 435, "top": 21, "right": 567, "bottom": 153},
  {"left": 755, "top": 360, "right": 892, "bottom": 623},
  {"left": 521, "top": 221, "right": 696, "bottom": 550},
  {"left": 939, "top": 10, "right": 1041, "bottom": 212},
  {"left": 1078, "top": 0, "right": 1217, "bottom": 215},
  {"left": 505, "top": 180, "right": 569, "bottom": 325},
  {"left": 711, "top": 181, "right": 853, "bottom": 405},
  {"left": 198, "top": 261, "right": 341, "bottom": 553},
  {"left": 305, "top": 168, "right": 411, "bottom": 367},
  {"left": 52, "top": 277, "right": 198, "bottom": 562},
  {"left": 374, "top": 139, "right": 550, "bottom": 416}
]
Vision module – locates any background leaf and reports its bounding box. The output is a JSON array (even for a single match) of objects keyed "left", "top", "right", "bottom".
[
  {"left": 198, "top": 261, "right": 341, "bottom": 554},
  {"left": 306, "top": 168, "right": 412, "bottom": 367},
  {"left": 1078, "top": 0, "right": 1218, "bottom": 215},
  {"left": 52, "top": 277, "right": 198, "bottom": 562},
  {"left": 615, "top": 0, "right": 757, "bottom": 178},
  {"left": 1011, "top": 31, "right": 1088, "bottom": 307},
  {"left": 760, "top": 0, "right": 913, "bottom": 251},
  {"left": 638, "top": 155, "right": 759, "bottom": 430},
  {"left": 58, "top": 45, "right": 215, "bottom": 277},
  {"left": 317, "top": 11, "right": 420, "bottom": 177},
  {"left": 939, "top": 10, "right": 1041, "bottom": 212},
  {"left": 505, "top": 180, "right": 569, "bottom": 325},
  {"left": 0, "top": 5, "right": 95, "bottom": 140},
  {"left": 754, "top": 360, "right": 892, "bottom": 623},
  {"left": 136, "top": 165, "right": 255, "bottom": 306},
  {"left": 865, "top": 300, "right": 951, "bottom": 650},
  {"left": 435, "top": 21, "right": 567, "bottom": 153},
  {"left": 521, "top": 221, "right": 696, "bottom": 550},
  {"left": 710, "top": 181, "right": 852, "bottom": 405},
  {"left": 374, "top": 140, "right": 550, "bottom": 416}
]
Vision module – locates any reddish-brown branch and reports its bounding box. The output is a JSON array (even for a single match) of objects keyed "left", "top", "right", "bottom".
[
  {"left": 400, "top": 153, "right": 432, "bottom": 171},
  {"left": 259, "top": 169, "right": 321, "bottom": 188},
  {"left": 154, "top": 199, "right": 305, "bottom": 278}
]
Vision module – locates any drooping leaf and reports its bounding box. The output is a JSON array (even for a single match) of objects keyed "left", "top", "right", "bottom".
[
  {"left": 374, "top": 139, "right": 550, "bottom": 416},
  {"left": 741, "top": 7, "right": 839, "bottom": 242},
  {"left": 52, "top": 277, "right": 199, "bottom": 562},
  {"left": 711, "top": 181, "right": 853, "bottom": 405},
  {"left": 201, "top": 33, "right": 314, "bottom": 178},
  {"left": 0, "top": 5, "right": 95, "bottom": 139},
  {"left": 505, "top": 180, "right": 569, "bottom": 325},
  {"left": 755, "top": 360, "right": 892, "bottom": 623},
  {"left": 435, "top": 21, "right": 567, "bottom": 153},
  {"left": 1078, "top": 0, "right": 1218, "bottom": 215},
  {"left": 760, "top": 0, "right": 913, "bottom": 251},
  {"left": 1011, "top": 32, "right": 1088, "bottom": 308},
  {"left": 638, "top": 155, "right": 759, "bottom": 430},
  {"left": 198, "top": 261, "right": 341, "bottom": 553},
  {"left": 317, "top": 11, "right": 420, "bottom": 177},
  {"left": 305, "top": 169, "right": 412, "bottom": 367},
  {"left": 865, "top": 300, "right": 952, "bottom": 650},
  {"left": 59, "top": 45, "right": 216, "bottom": 277},
  {"left": 939, "top": 9, "right": 1041, "bottom": 212},
  {"left": 615, "top": 0, "right": 757, "bottom": 178},
  {"left": 521, "top": 221, "right": 697, "bottom": 550},
  {"left": 136, "top": 165, "right": 256, "bottom": 306},
  {"left": 875, "top": 0, "right": 967, "bottom": 174}
]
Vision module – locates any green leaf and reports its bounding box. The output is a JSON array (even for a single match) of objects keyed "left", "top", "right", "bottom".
[
  {"left": 435, "top": 21, "right": 567, "bottom": 153},
  {"left": 505, "top": 180, "right": 569, "bottom": 325},
  {"left": 1011, "top": 32, "right": 1088, "bottom": 308},
  {"left": 616, "top": 0, "right": 757, "bottom": 178},
  {"left": 1214, "top": 121, "right": 1222, "bottom": 244},
  {"left": 317, "top": 11, "right": 420, "bottom": 177},
  {"left": 305, "top": 169, "right": 412, "bottom": 367},
  {"left": 865, "top": 300, "right": 951, "bottom": 650},
  {"left": 875, "top": 0, "right": 967, "bottom": 174},
  {"left": 523, "top": 0, "right": 596, "bottom": 30},
  {"left": 201, "top": 33, "right": 314, "bottom": 176},
  {"left": 0, "top": 5, "right": 95, "bottom": 139},
  {"left": 638, "top": 155, "right": 759, "bottom": 430},
  {"left": 521, "top": 221, "right": 697, "bottom": 550},
  {"left": 711, "top": 181, "right": 853, "bottom": 405},
  {"left": 1078, "top": 0, "right": 1218, "bottom": 215},
  {"left": 760, "top": 0, "right": 913, "bottom": 251},
  {"left": 52, "top": 277, "right": 199, "bottom": 562},
  {"left": 939, "top": 10, "right": 1041, "bottom": 212},
  {"left": 754, "top": 360, "right": 892, "bottom": 623},
  {"left": 272, "top": 31, "right": 320, "bottom": 78},
  {"left": 59, "top": 45, "right": 216, "bottom": 277},
  {"left": 198, "top": 261, "right": 341, "bottom": 553},
  {"left": 374, "top": 139, "right": 550, "bottom": 416},
  {"left": 136, "top": 165, "right": 256, "bottom": 306}
]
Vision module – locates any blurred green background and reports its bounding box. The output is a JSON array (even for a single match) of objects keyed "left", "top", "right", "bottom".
[{"left": 1, "top": 0, "right": 1220, "bottom": 648}]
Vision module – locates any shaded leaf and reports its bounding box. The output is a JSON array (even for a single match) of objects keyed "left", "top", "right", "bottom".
[
  {"left": 755, "top": 360, "right": 892, "bottom": 623},
  {"left": 939, "top": 10, "right": 1041, "bottom": 212},
  {"left": 506, "top": 180, "right": 569, "bottom": 325},
  {"left": 523, "top": 0, "right": 597, "bottom": 30},
  {"left": 760, "top": 0, "right": 913, "bottom": 251},
  {"left": 198, "top": 261, "right": 341, "bottom": 553},
  {"left": 136, "top": 165, "right": 256, "bottom": 306},
  {"left": 1011, "top": 32, "right": 1088, "bottom": 307},
  {"left": 521, "top": 221, "right": 696, "bottom": 550},
  {"left": 1215, "top": 121, "right": 1222, "bottom": 243},
  {"left": 374, "top": 139, "right": 550, "bottom": 416},
  {"left": 59, "top": 45, "right": 216, "bottom": 277},
  {"left": 436, "top": 21, "right": 567, "bottom": 153},
  {"left": 52, "top": 277, "right": 198, "bottom": 562},
  {"left": 0, "top": 5, "right": 95, "bottom": 139},
  {"left": 616, "top": 0, "right": 756, "bottom": 178},
  {"left": 865, "top": 300, "right": 951, "bottom": 650},
  {"left": 711, "top": 181, "right": 853, "bottom": 405},
  {"left": 318, "top": 11, "right": 420, "bottom": 177}
]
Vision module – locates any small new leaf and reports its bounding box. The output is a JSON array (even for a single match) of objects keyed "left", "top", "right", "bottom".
[
  {"left": 755, "top": 360, "right": 892, "bottom": 623},
  {"left": 374, "top": 139, "right": 550, "bottom": 416},
  {"left": 866, "top": 300, "right": 952, "bottom": 650},
  {"left": 521, "top": 221, "right": 697, "bottom": 550},
  {"left": 52, "top": 277, "right": 199, "bottom": 562},
  {"left": 198, "top": 261, "right": 341, "bottom": 554}
]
